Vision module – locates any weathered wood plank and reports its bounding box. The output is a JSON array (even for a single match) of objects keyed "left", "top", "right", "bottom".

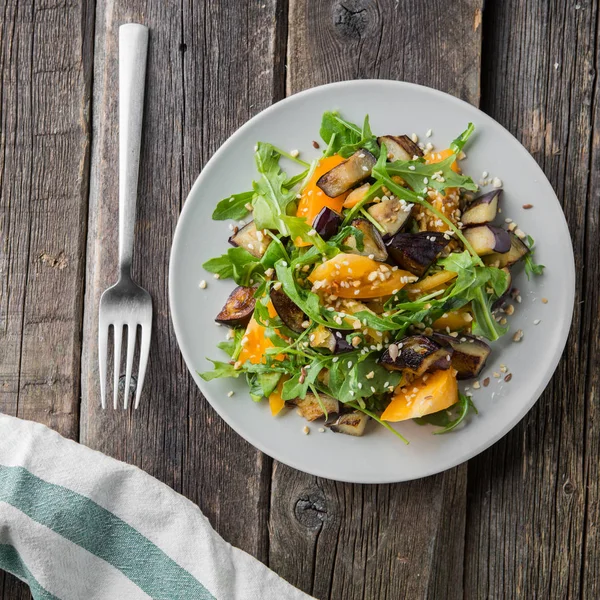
[
  {"left": 465, "top": 1, "right": 599, "bottom": 598},
  {"left": 79, "top": 0, "right": 281, "bottom": 562},
  {"left": 0, "top": 0, "right": 94, "bottom": 596},
  {"left": 269, "top": 1, "right": 483, "bottom": 598}
]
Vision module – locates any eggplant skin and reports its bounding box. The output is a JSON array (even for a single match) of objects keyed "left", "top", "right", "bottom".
[
  {"left": 463, "top": 225, "right": 511, "bottom": 256},
  {"left": 270, "top": 287, "right": 306, "bottom": 333},
  {"left": 431, "top": 332, "right": 491, "bottom": 380},
  {"left": 483, "top": 232, "right": 530, "bottom": 268},
  {"left": 386, "top": 231, "right": 450, "bottom": 276},
  {"left": 313, "top": 207, "right": 342, "bottom": 240},
  {"left": 380, "top": 335, "right": 453, "bottom": 376},
  {"left": 343, "top": 218, "right": 388, "bottom": 261},
  {"left": 215, "top": 286, "right": 256, "bottom": 327},
  {"left": 377, "top": 135, "right": 423, "bottom": 161},
  {"left": 461, "top": 189, "right": 501, "bottom": 226},
  {"left": 316, "top": 149, "right": 377, "bottom": 197}
]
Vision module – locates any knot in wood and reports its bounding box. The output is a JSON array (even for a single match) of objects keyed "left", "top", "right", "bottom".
[
  {"left": 563, "top": 480, "right": 575, "bottom": 495},
  {"left": 332, "top": 1, "right": 371, "bottom": 39},
  {"left": 294, "top": 488, "right": 327, "bottom": 529}
]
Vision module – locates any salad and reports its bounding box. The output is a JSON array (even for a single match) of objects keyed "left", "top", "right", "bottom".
[{"left": 200, "top": 111, "right": 544, "bottom": 442}]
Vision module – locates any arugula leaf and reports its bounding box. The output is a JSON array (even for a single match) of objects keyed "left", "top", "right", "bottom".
[
  {"left": 433, "top": 393, "right": 477, "bottom": 434},
  {"left": 450, "top": 123, "right": 475, "bottom": 154},
  {"left": 257, "top": 371, "right": 281, "bottom": 397},
  {"left": 280, "top": 215, "right": 329, "bottom": 253},
  {"left": 523, "top": 235, "right": 545, "bottom": 279},
  {"left": 217, "top": 329, "right": 244, "bottom": 359},
  {"left": 212, "top": 191, "right": 254, "bottom": 221},
  {"left": 385, "top": 155, "right": 478, "bottom": 195},
  {"left": 275, "top": 260, "right": 352, "bottom": 329},
  {"left": 414, "top": 392, "right": 478, "bottom": 433},
  {"left": 203, "top": 247, "right": 263, "bottom": 286},
  {"left": 199, "top": 360, "right": 243, "bottom": 381},
  {"left": 319, "top": 111, "right": 379, "bottom": 158},
  {"left": 252, "top": 142, "right": 295, "bottom": 233},
  {"left": 281, "top": 357, "right": 327, "bottom": 401},
  {"left": 437, "top": 251, "right": 510, "bottom": 341}
]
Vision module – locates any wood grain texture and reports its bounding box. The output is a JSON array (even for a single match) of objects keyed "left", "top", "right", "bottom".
[
  {"left": 465, "top": 1, "right": 600, "bottom": 599},
  {"left": 270, "top": 1, "right": 483, "bottom": 598},
  {"left": 79, "top": 0, "right": 281, "bottom": 562},
  {"left": 0, "top": 0, "right": 94, "bottom": 596}
]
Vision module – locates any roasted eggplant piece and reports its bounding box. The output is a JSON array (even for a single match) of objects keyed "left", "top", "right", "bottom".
[
  {"left": 461, "top": 189, "right": 502, "bottom": 226},
  {"left": 215, "top": 286, "right": 256, "bottom": 327},
  {"left": 380, "top": 335, "right": 453, "bottom": 377},
  {"left": 377, "top": 135, "right": 423, "bottom": 161},
  {"left": 431, "top": 333, "right": 491, "bottom": 380},
  {"left": 367, "top": 197, "right": 413, "bottom": 238},
  {"left": 312, "top": 206, "right": 342, "bottom": 240},
  {"left": 483, "top": 232, "right": 530, "bottom": 267},
  {"left": 327, "top": 411, "right": 369, "bottom": 436},
  {"left": 270, "top": 287, "right": 306, "bottom": 333},
  {"left": 385, "top": 231, "right": 450, "bottom": 276},
  {"left": 342, "top": 218, "right": 388, "bottom": 261},
  {"left": 287, "top": 392, "right": 340, "bottom": 421},
  {"left": 228, "top": 221, "right": 271, "bottom": 258},
  {"left": 463, "top": 225, "right": 511, "bottom": 256},
  {"left": 316, "top": 149, "right": 377, "bottom": 197},
  {"left": 309, "top": 325, "right": 353, "bottom": 353}
]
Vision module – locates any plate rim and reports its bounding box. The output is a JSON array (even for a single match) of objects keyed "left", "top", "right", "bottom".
[{"left": 169, "top": 79, "right": 575, "bottom": 483}]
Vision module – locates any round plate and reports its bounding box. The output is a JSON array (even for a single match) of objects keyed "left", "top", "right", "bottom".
[{"left": 169, "top": 80, "right": 574, "bottom": 483}]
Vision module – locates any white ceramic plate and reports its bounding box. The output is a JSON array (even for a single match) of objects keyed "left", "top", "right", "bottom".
[{"left": 169, "top": 80, "right": 574, "bottom": 483}]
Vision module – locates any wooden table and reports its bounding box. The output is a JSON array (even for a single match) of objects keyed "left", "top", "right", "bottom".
[{"left": 1, "top": 1, "right": 598, "bottom": 598}]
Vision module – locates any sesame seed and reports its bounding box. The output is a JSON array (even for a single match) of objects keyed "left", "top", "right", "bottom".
[
  {"left": 199, "top": 280, "right": 207, "bottom": 289},
  {"left": 513, "top": 329, "right": 524, "bottom": 342},
  {"left": 493, "top": 372, "right": 500, "bottom": 378},
  {"left": 213, "top": 273, "right": 220, "bottom": 279},
  {"left": 408, "top": 165, "right": 416, "bottom": 171},
  {"left": 371, "top": 386, "right": 376, "bottom": 393},
  {"left": 361, "top": 165, "right": 369, "bottom": 172},
  {"left": 411, "top": 133, "right": 419, "bottom": 143},
  {"left": 523, "top": 203, "right": 533, "bottom": 209},
  {"left": 492, "top": 177, "right": 503, "bottom": 188},
  {"left": 302, "top": 425, "right": 310, "bottom": 435},
  {"left": 482, "top": 171, "right": 489, "bottom": 178},
  {"left": 533, "top": 319, "right": 541, "bottom": 325},
  {"left": 332, "top": 357, "right": 339, "bottom": 363},
  {"left": 245, "top": 202, "right": 253, "bottom": 211},
  {"left": 347, "top": 361, "right": 353, "bottom": 369},
  {"left": 426, "top": 128, "right": 432, "bottom": 137},
  {"left": 473, "top": 381, "right": 480, "bottom": 389},
  {"left": 227, "top": 390, "right": 235, "bottom": 397}
]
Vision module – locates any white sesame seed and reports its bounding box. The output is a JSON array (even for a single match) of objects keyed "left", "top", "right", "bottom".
[
  {"left": 227, "top": 390, "right": 235, "bottom": 397},
  {"left": 199, "top": 280, "right": 207, "bottom": 289},
  {"left": 492, "top": 177, "right": 503, "bottom": 188},
  {"left": 426, "top": 129, "right": 432, "bottom": 138},
  {"left": 332, "top": 357, "right": 339, "bottom": 363},
  {"left": 302, "top": 425, "right": 310, "bottom": 435},
  {"left": 408, "top": 165, "right": 416, "bottom": 171},
  {"left": 411, "top": 133, "right": 419, "bottom": 143},
  {"left": 482, "top": 171, "right": 489, "bottom": 178},
  {"left": 318, "top": 427, "right": 325, "bottom": 433},
  {"left": 273, "top": 281, "right": 282, "bottom": 290},
  {"left": 533, "top": 319, "right": 541, "bottom": 325},
  {"left": 213, "top": 273, "right": 220, "bottom": 279}
]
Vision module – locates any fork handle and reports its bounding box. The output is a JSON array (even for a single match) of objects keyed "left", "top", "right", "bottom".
[{"left": 118, "top": 24, "right": 148, "bottom": 278}]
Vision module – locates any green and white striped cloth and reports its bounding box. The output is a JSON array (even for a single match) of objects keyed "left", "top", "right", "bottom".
[{"left": 0, "top": 414, "right": 312, "bottom": 600}]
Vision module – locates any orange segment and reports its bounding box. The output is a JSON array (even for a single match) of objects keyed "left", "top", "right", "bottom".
[
  {"left": 432, "top": 307, "right": 473, "bottom": 332},
  {"left": 268, "top": 377, "right": 287, "bottom": 416},
  {"left": 381, "top": 369, "right": 458, "bottom": 422},
  {"left": 404, "top": 270, "right": 457, "bottom": 297},
  {"left": 308, "top": 253, "right": 415, "bottom": 299},
  {"left": 295, "top": 155, "right": 349, "bottom": 246},
  {"left": 426, "top": 148, "right": 461, "bottom": 173},
  {"left": 237, "top": 301, "right": 285, "bottom": 365}
]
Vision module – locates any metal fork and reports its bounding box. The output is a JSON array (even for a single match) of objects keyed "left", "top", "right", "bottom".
[{"left": 99, "top": 24, "right": 152, "bottom": 409}]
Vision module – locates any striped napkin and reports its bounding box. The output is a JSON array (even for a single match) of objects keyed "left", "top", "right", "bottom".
[{"left": 0, "top": 414, "right": 312, "bottom": 600}]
